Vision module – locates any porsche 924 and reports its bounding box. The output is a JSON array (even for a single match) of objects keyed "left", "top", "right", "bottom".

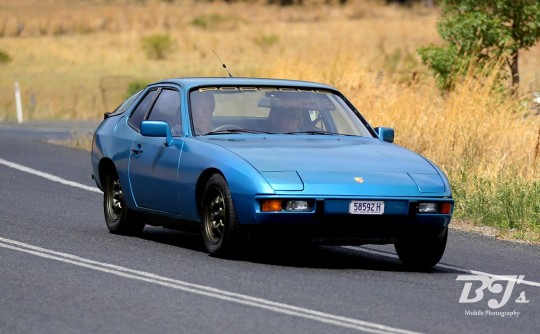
[{"left": 91, "top": 77, "right": 453, "bottom": 268}]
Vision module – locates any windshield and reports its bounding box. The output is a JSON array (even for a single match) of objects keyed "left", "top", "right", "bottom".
[{"left": 189, "top": 87, "right": 373, "bottom": 137}]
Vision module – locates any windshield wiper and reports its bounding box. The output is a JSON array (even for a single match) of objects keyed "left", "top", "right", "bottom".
[
  {"left": 204, "top": 128, "right": 273, "bottom": 135},
  {"left": 283, "top": 131, "right": 358, "bottom": 137},
  {"left": 284, "top": 130, "right": 338, "bottom": 135}
]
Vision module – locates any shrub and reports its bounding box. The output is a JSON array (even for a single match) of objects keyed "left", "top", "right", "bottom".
[
  {"left": 141, "top": 34, "right": 175, "bottom": 60},
  {"left": 0, "top": 49, "right": 12, "bottom": 63},
  {"left": 254, "top": 34, "right": 279, "bottom": 49},
  {"left": 191, "top": 14, "right": 239, "bottom": 30},
  {"left": 417, "top": 44, "right": 461, "bottom": 92}
]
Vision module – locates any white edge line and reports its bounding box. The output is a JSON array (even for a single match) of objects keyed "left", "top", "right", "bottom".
[
  {"left": 1, "top": 156, "right": 538, "bottom": 330},
  {"left": 2, "top": 155, "right": 538, "bottom": 289},
  {"left": 0, "top": 157, "right": 101, "bottom": 194},
  {"left": 0, "top": 237, "right": 419, "bottom": 334},
  {"left": 0, "top": 157, "right": 421, "bottom": 334}
]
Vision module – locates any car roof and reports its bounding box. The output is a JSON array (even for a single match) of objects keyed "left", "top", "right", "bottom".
[{"left": 148, "top": 77, "right": 337, "bottom": 91}]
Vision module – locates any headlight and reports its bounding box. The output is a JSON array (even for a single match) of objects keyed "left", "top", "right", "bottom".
[
  {"left": 285, "top": 200, "right": 310, "bottom": 212},
  {"left": 260, "top": 199, "right": 311, "bottom": 212},
  {"left": 418, "top": 202, "right": 438, "bottom": 213},
  {"left": 417, "top": 202, "right": 453, "bottom": 214}
]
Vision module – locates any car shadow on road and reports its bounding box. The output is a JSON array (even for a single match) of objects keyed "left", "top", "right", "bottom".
[
  {"left": 138, "top": 227, "right": 452, "bottom": 273},
  {"left": 237, "top": 244, "right": 451, "bottom": 273},
  {"left": 139, "top": 227, "right": 206, "bottom": 252}
]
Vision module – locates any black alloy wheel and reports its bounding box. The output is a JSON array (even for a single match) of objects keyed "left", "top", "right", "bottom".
[
  {"left": 201, "top": 174, "right": 239, "bottom": 256},
  {"left": 103, "top": 172, "right": 144, "bottom": 235}
]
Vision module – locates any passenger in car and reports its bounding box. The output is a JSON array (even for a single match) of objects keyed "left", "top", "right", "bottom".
[
  {"left": 269, "top": 107, "right": 303, "bottom": 133},
  {"left": 191, "top": 90, "right": 216, "bottom": 135}
]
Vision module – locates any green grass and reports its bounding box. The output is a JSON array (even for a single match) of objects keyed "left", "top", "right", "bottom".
[
  {"left": 452, "top": 170, "right": 540, "bottom": 242},
  {"left": 2, "top": 0, "right": 538, "bottom": 244},
  {"left": 56, "top": 130, "right": 540, "bottom": 244}
]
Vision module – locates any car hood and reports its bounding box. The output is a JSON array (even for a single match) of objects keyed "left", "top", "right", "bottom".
[{"left": 203, "top": 135, "right": 448, "bottom": 196}]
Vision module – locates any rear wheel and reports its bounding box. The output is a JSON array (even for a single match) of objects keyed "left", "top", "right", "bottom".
[
  {"left": 103, "top": 172, "right": 144, "bottom": 235},
  {"left": 201, "top": 174, "right": 239, "bottom": 256},
  {"left": 395, "top": 227, "right": 448, "bottom": 270}
]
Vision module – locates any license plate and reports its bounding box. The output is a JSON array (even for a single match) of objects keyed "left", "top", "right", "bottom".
[{"left": 348, "top": 201, "right": 384, "bottom": 215}]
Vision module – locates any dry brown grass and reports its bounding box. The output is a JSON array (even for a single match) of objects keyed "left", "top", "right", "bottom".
[
  {"left": 1, "top": 2, "right": 540, "bottom": 240},
  {"left": 1, "top": 0, "right": 539, "bottom": 240},
  {"left": 1, "top": 0, "right": 539, "bottom": 170},
  {"left": 0, "top": 0, "right": 446, "bottom": 118}
]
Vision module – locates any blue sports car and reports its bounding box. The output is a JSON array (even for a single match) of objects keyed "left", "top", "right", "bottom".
[{"left": 91, "top": 77, "right": 453, "bottom": 268}]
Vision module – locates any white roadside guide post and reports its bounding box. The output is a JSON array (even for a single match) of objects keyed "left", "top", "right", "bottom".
[{"left": 14, "top": 81, "right": 23, "bottom": 124}]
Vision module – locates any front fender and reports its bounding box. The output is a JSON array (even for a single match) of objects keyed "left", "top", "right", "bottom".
[
  {"left": 178, "top": 138, "right": 274, "bottom": 223},
  {"left": 421, "top": 156, "right": 453, "bottom": 198}
]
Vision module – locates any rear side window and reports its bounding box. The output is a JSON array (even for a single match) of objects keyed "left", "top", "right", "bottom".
[
  {"left": 110, "top": 90, "right": 142, "bottom": 116},
  {"left": 147, "top": 89, "right": 182, "bottom": 136},
  {"left": 128, "top": 89, "right": 158, "bottom": 132}
]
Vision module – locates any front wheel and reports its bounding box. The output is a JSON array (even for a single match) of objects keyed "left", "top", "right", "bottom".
[
  {"left": 394, "top": 227, "right": 448, "bottom": 270},
  {"left": 201, "top": 174, "right": 240, "bottom": 256},
  {"left": 103, "top": 172, "right": 144, "bottom": 235}
]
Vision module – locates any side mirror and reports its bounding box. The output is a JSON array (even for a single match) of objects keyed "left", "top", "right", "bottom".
[
  {"left": 374, "top": 127, "right": 394, "bottom": 143},
  {"left": 140, "top": 120, "right": 173, "bottom": 146}
]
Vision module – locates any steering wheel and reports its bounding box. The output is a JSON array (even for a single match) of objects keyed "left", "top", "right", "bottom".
[
  {"left": 212, "top": 124, "right": 243, "bottom": 132},
  {"left": 302, "top": 117, "right": 323, "bottom": 131}
]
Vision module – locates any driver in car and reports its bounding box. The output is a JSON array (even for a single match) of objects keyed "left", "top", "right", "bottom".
[
  {"left": 269, "top": 107, "right": 303, "bottom": 133},
  {"left": 191, "top": 90, "right": 216, "bottom": 135}
]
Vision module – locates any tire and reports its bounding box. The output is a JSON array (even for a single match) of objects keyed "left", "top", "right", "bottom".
[
  {"left": 103, "top": 172, "right": 144, "bottom": 235},
  {"left": 394, "top": 227, "right": 448, "bottom": 270},
  {"left": 201, "top": 174, "right": 239, "bottom": 256}
]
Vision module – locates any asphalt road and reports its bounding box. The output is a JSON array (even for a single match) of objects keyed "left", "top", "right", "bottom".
[
  {"left": 0, "top": 121, "right": 99, "bottom": 141},
  {"left": 0, "top": 126, "right": 539, "bottom": 334}
]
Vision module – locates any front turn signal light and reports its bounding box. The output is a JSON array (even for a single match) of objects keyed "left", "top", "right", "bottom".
[{"left": 261, "top": 199, "right": 283, "bottom": 212}]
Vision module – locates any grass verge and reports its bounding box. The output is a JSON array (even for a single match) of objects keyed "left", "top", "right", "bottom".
[
  {"left": 452, "top": 171, "right": 540, "bottom": 243},
  {"left": 3, "top": 0, "right": 538, "bottom": 244},
  {"left": 57, "top": 131, "right": 539, "bottom": 244}
]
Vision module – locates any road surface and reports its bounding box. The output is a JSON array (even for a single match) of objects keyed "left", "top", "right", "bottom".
[{"left": 0, "top": 127, "right": 538, "bottom": 334}]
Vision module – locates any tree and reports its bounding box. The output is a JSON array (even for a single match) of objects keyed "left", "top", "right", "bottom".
[{"left": 418, "top": 0, "right": 540, "bottom": 92}]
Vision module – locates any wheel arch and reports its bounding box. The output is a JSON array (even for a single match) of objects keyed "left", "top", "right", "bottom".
[
  {"left": 98, "top": 158, "right": 118, "bottom": 189},
  {"left": 195, "top": 168, "right": 224, "bottom": 217}
]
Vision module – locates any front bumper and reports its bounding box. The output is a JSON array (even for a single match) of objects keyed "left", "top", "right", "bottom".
[{"left": 240, "top": 197, "right": 452, "bottom": 245}]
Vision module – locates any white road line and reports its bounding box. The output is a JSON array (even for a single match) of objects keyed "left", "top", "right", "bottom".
[
  {"left": 2, "top": 155, "right": 539, "bottom": 287},
  {"left": 0, "top": 237, "right": 419, "bottom": 334},
  {"left": 0, "top": 157, "right": 101, "bottom": 193},
  {"left": 1, "top": 156, "right": 539, "bottom": 330},
  {"left": 2, "top": 155, "right": 539, "bottom": 288},
  {"left": 344, "top": 246, "right": 540, "bottom": 288}
]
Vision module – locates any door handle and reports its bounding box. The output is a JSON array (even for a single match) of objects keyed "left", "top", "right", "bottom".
[{"left": 131, "top": 144, "right": 143, "bottom": 155}]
